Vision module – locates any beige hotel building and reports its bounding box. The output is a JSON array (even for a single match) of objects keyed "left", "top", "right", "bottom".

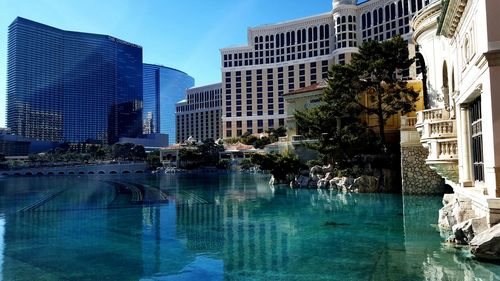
[
  {"left": 175, "top": 83, "right": 222, "bottom": 143},
  {"left": 220, "top": 0, "right": 432, "bottom": 138}
]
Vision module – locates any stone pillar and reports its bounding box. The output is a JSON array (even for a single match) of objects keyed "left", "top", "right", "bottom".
[{"left": 458, "top": 105, "right": 473, "bottom": 187}]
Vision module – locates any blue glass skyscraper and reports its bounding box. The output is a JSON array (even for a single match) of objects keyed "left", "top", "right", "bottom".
[
  {"left": 7, "top": 17, "right": 143, "bottom": 144},
  {"left": 143, "top": 64, "right": 194, "bottom": 144}
]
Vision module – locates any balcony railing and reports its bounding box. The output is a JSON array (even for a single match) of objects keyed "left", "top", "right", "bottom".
[
  {"left": 416, "top": 108, "right": 451, "bottom": 127},
  {"left": 290, "top": 135, "right": 318, "bottom": 144},
  {"left": 420, "top": 120, "right": 457, "bottom": 141},
  {"left": 414, "top": 107, "right": 459, "bottom": 182},
  {"left": 401, "top": 116, "right": 417, "bottom": 129},
  {"left": 427, "top": 139, "right": 458, "bottom": 161}
]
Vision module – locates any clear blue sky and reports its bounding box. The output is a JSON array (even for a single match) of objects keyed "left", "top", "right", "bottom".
[{"left": 0, "top": 0, "right": 337, "bottom": 127}]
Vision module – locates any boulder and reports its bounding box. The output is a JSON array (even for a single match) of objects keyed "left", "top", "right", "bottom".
[
  {"left": 438, "top": 202, "right": 455, "bottom": 229},
  {"left": 329, "top": 177, "right": 342, "bottom": 190},
  {"left": 269, "top": 176, "right": 275, "bottom": 186},
  {"left": 317, "top": 179, "right": 329, "bottom": 189},
  {"left": 322, "top": 164, "right": 334, "bottom": 174},
  {"left": 470, "top": 223, "right": 500, "bottom": 261},
  {"left": 323, "top": 172, "right": 334, "bottom": 181},
  {"left": 310, "top": 165, "right": 323, "bottom": 177},
  {"left": 452, "top": 217, "right": 487, "bottom": 245},
  {"left": 351, "top": 176, "right": 379, "bottom": 193},
  {"left": 338, "top": 177, "right": 354, "bottom": 190},
  {"left": 452, "top": 197, "right": 475, "bottom": 224},
  {"left": 297, "top": 175, "right": 310, "bottom": 188},
  {"left": 442, "top": 193, "right": 457, "bottom": 206}
]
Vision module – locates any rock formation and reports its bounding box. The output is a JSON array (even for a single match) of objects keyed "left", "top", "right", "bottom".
[{"left": 470, "top": 223, "right": 500, "bottom": 261}]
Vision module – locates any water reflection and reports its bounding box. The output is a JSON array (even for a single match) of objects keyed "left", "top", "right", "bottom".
[
  {"left": 0, "top": 174, "right": 498, "bottom": 280},
  {"left": 0, "top": 214, "right": 4, "bottom": 281}
]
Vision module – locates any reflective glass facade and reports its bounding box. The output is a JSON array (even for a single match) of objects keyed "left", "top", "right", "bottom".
[
  {"left": 142, "top": 64, "right": 194, "bottom": 144},
  {"left": 7, "top": 17, "right": 143, "bottom": 144}
]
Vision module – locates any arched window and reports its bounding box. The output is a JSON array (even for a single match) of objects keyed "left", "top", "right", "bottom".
[
  {"left": 398, "top": 1, "right": 403, "bottom": 17},
  {"left": 442, "top": 61, "right": 449, "bottom": 108},
  {"left": 451, "top": 68, "right": 456, "bottom": 93},
  {"left": 341, "top": 16, "right": 346, "bottom": 23},
  {"left": 265, "top": 35, "right": 269, "bottom": 42},
  {"left": 378, "top": 8, "right": 383, "bottom": 24},
  {"left": 367, "top": 12, "right": 371, "bottom": 28},
  {"left": 302, "top": 29, "right": 306, "bottom": 43},
  {"left": 411, "top": 0, "right": 416, "bottom": 13},
  {"left": 308, "top": 27, "right": 313, "bottom": 42},
  {"left": 275, "top": 34, "right": 279, "bottom": 46},
  {"left": 464, "top": 37, "right": 470, "bottom": 62},
  {"left": 391, "top": 3, "right": 396, "bottom": 20},
  {"left": 337, "top": 17, "right": 341, "bottom": 25},
  {"left": 319, "top": 25, "right": 324, "bottom": 40},
  {"left": 281, "top": 33, "right": 285, "bottom": 47},
  {"left": 385, "top": 6, "right": 390, "bottom": 21},
  {"left": 297, "top": 30, "right": 301, "bottom": 43},
  {"left": 404, "top": 0, "right": 409, "bottom": 15},
  {"left": 291, "top": 31, "right": 295, "bottom": 45},
  {"left": 286, "top": 32, "right": 290, "bottom": 46},
  {"left": 348, "top": 15, "right": 353, "bottom": 22},
  {"left": 417, "top": 0, "right": 423, "bottom": 10},
  {"left": 255, "top": 36, "right": 259, "bottom": 44},
  {"left": 313, "top": 26, "right": 318, "bottom": 41},
  {"left": 362, "top": 14, "right": 366, "bottom": 29},
  {"left": 373, "top": 10, "right": 378, "bottom": 25},
  {"left": 325, "top": 24, "right": 330, "bottom": 37}
]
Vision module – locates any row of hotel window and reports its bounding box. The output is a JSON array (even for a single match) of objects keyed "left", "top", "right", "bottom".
[
  {"left": 176, "top": 100, "right": 221, "bottom": 112},
  {"left": 176, "top": 112, "right": 221, "bottom": 140},
  {"left": 225, "top": 119, "right": 286, "bottom": 137},
  {"left": 223, "top": 24, "right": 331, "bottom": 67},
  {"left": 360, "top": 0, "right": 428, "bottom": 40},
  {"left": 223, "top": 61, "right": 329, "bottom": 117},
  {"left": 177, "top": 89, "right": 222, "bottom": 112}
]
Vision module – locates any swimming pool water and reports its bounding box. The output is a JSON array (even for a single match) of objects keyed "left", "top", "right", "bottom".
[{"left": 0, "top": 173, "right": 499, "bottom": 280}]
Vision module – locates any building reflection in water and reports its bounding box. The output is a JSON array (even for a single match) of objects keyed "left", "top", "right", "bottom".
[
  {"left": 0, "top": 175, "right": 498, "bottom": 280},
  {"left": 171, "top": 173, "right": 291, "bottom": 277},
  {"left": 0, "top": 214, "right": 4, "bottom": 281}
]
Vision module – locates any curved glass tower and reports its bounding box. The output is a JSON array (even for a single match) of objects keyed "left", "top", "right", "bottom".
[
  {"left": 7, "top": 17, "right": 143, "bottom": 144},
  {"left": 143, "top": 64, "right": 194, "bottom": 144}
]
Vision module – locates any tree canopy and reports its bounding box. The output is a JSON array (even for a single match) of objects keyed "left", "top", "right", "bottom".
[{"left": 295, "top": 36, "right": 419, "bottom": 165}]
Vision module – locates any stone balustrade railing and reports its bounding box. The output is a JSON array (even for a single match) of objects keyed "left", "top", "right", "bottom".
[
  {"left": 401, "top": 116, "right": 417, "bottom": 129},
  {"left": 427, "top": 139, "right": 458, "bottom": 161},
  {"left": 290, "top": 135, "right": 318, "bottom": 144},
  {"left": 419, "top": 120, "right": 457, "bottom": 140},
  {"left": 414, "top": 108, "right": 459, "bottom": 183},
  {"left": 416, "top": 108, "right": 451, "bottom": 127},
  {"left": 292, "top": 135, "right": 306, "bottom": 142},
  {"left": 278, "top": 136, "right": 288, "bottom": 143}
]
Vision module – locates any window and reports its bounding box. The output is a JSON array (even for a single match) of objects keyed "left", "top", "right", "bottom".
[
  {"left": 470, "top": 97, "right": 484, "bottom": 182},
  {"left": 268, "top": 119, "right": 274, "bottom": 128}
]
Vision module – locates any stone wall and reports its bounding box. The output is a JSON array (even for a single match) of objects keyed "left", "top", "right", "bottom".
[{"left": 401, "top": 145, "right": 445, "bottom": 194}]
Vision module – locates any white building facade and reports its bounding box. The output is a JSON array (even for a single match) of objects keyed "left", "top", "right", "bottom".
[
  {"left": 220, "top": 0, "right": 432, "bottom": 138},
  {"left": 412, "top": 0, "right": 500, "bottom": 225}
]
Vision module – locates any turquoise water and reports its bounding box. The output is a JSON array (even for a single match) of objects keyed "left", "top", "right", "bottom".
[{"left": 0, "top": 173, "right": 499, "bottom": 281}]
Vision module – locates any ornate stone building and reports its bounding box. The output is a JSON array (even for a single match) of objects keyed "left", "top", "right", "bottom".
[{"left": 410, "top": 0, "right": 500, "bottom": 225}]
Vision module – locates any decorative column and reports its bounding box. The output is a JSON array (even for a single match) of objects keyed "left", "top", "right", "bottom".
[{"left": 459, "top": 105, "right": 473, "bottom": 187}]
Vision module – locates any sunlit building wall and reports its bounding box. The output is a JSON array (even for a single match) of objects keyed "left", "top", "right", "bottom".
[
  {"left": 175, "top": 83, "right": 222, "bottom": 143},
  {"left": 220, "top": 0, "right": 432, "bottom": 138}
]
